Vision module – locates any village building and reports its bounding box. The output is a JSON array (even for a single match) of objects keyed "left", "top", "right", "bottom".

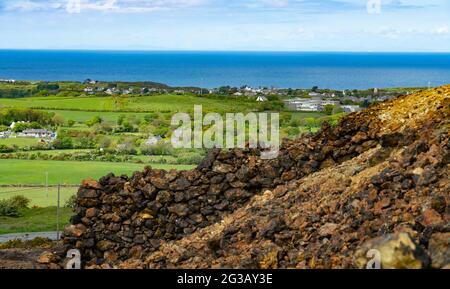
[
  {"left": 284, "top": 98, "right": 341, "bottom": 112},
  {"left": 18, "top": 129, "right": 55, "bottom": 139},
  {"left": 256, "top": 96, "right": 268, "bottom": 102},
  {"left": 341, "top": 105, "right": 362, "bottom": 113},
  {"left": 0, "top": 131, "right": 12, "bottom": 139},
  {"left": 145, "top": 135, "right": 163, "bottom": 146}
]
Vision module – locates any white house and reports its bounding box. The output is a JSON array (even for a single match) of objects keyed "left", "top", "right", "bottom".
[
  {"left": 256, "top": 96, "right": 268, "bottom": 102},
  {"left": 321, "top": 100, "right": 340, "bottom": 106},
  {"left": 18, "top": 129, "right": 55, "bottom": 139},
  {"left": 145, "top": 135, "right": 162, "bottom": 146},
  {"left": 284, "top": 98, "right": 342, "bottom": 112},
  {"left": 10, "top": 121, "right": 29, "bottom": 129},
  {"left": 341, "top": 105, "right": 362, "bottom": 113},
  {"left": 0, "top": 131, "right": 12, "bottom": 138},
  {"left": 308, "top": 92, "right": 321, "bottom": 97}
]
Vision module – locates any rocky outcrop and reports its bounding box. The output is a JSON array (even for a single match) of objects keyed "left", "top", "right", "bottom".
[{"left": 42, "top": 85, "right": 449, "bottom": 269}]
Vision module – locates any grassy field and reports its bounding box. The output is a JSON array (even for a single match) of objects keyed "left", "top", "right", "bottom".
[
  {"left": 290, "top": 111, "right": 326, "bottom": 120},
  {"left": 0, "top": 159, "right": 194, "bottom": 185},
  {"left": 0, "top": 186, "right": 77, "bottom": 207},
  {"left": 0, "top": 207, "right": 72, "bottom": 235},
  {"left": 9, "top": 149, "right": 93, "bottom": 155},
  {"left": 0, "top": 94, "right": 257, "bottom": 113},
  {"left": 48, "top": 110, "right": 150, "bottom": 123},
  {"left": 0, "top": 138, "right": 40, "bottom": 147}
]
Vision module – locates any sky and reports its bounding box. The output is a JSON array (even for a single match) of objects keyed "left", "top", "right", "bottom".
[{"left": 0, "top": 0, "right": 449, "bottom": 51}]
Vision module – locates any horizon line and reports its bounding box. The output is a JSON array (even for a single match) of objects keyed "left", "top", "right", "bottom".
[{"left": 1, "top": 48, "right": 450, "bottom": 54}]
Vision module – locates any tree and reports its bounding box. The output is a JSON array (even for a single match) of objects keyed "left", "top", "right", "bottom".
[
  {"left": 12, "top": 122, "right": 41, "bottom": 133},
  {"left": 312, "top": 86, "right": 319, "bottom": 92},
  {"left": 67, "top": 119, "right": 76, "bottom": 127},
  {"left": 97, "top": 136, "right": 112, "bottom": 149},
  {"left": 152, "top": 126, "right": 170, "bottom": 137},
  {"left": 53, "top": 136, "right": 73, "bottom": 149},
  {"left": 52, "top": 114, "right": 65, "bottom": 127},
  {"left": 85, "top": 116, "right": 102, "bottom": 127},
  {"left": 305, "top": 117, "right": 318, "bottom": 132},
  {"left": 324, "top": 105, "right": 334, "bottom": 116}
]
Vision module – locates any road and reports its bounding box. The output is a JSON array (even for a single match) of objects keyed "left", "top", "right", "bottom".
[{"left": 0, "top": 231, "right": 59, "bottom": 243}]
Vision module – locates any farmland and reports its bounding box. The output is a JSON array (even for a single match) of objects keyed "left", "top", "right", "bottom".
[
  {"left": 0, "top": 207, "right": 72, "bottom": 235},
  {"left": 0, "top": 186, "right": 77, "bottom": 207},
  {"left": 0, "top": 159, "right": 193, "bottom": 186},
  {"left": 0, "top": 94, "right": 258, "bottom": 113}
]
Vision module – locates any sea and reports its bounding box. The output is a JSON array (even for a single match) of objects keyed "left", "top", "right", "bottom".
[{"left": 1, "top": 50, "right": 450, "bottom": 90}]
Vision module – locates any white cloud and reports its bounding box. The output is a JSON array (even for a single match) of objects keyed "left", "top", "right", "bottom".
[
  {"left": 4, "top": 0, "right": 64, "bottom": 11},
  {"left": 431, "top": 25, "right": 449, "bottom": 35},
  {"left": 4, "top": 0, "right": 207, "bottom": 13}
]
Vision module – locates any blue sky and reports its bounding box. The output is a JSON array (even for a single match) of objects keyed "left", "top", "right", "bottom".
[{"left": 0, "top": 0, "right": 449, "bottom": 51}]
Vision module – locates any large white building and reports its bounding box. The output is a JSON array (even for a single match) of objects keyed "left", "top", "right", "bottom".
[
  {"left": 18, "top": 129, "right": 56, "bottom": 139},
  {"left": 284, "top": 98, "right": 340, "bottom": 112}
]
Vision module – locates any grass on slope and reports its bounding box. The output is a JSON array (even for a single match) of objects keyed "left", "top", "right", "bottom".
[
  {"left": 0, "top": 138, "right": 39, "bottom": 147},
  {"left": 47, "top": 110, "right": 151, "bottom": 123},
  {"left": 0, "top": 207, "right": 72, "bottom": 235},
  {"left": 0, "top": 186, "right": 77, "bottom": 207},
  {"left": 0, "top": 159, "right": 194, "bottom": 185},
  {"left": 0, "top": 94, "right": 257, "bottom": 113}
]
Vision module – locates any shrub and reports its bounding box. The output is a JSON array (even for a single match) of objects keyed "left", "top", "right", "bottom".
[
  {"left": 141, "top": 142, "right": 174, "bottom": 156},
  {"left": 85, "top": 116, "right": 103, "bottom": 127},
  {"left": 0, "top": 237, "right": 53, "bottom": 249},
  {"left": 53, "top": 136, "right": 73, "bottom": 149},
  {"left": 67, "top": 119, "right": 76, "bottom": 127},
  {"left": 175, "top": 152, "right": 204, "bottom": 165},
  {"left": 64, "top": 194, "right": 77, "bottom": 209},
  {"left": 0, "top": 144, "right": 15, "bottom": 153},
  {"left": 9, "top": 195, "right": 30, "bottom": 209},
  {"left": 0, "top": 199, "right": 21, "bottom": 217}
]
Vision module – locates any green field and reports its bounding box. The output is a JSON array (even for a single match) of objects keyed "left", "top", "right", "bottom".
[
  {"left": 0, "top": 94, "right": 257, "bottom": 113},
  {"left": 290, "top": 111, "right": 326, "bottom": 120},
  {"left": 0, "top": 207, "right": 72, "bottom": 235},
  {"left": 0, "top": 159, "right": 194, "bottom": 185},
  {"left": 0, "top": 138, "right": 40, "bottom": 147},
  {"left": 48, "top": 110, "right": 150, "bottom": 123},
  {"left": 0, "top": 186, "right": 77, "bottom": 207}
]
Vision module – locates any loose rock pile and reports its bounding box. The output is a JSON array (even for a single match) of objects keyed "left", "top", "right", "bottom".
[{"left": 40, "top": 86, "right": 449, "bottom": 269}]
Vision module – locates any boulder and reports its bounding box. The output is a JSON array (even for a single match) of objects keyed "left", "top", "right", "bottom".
[{"left": 354, "top": 233, "right": 429, "bottom": 269}]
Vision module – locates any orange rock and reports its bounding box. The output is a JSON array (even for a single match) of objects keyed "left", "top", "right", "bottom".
[
  {"left": 418, "top": 209, "right": 443, "bottom": 227},
  {"left": 318, "top": 223, "right": 339, "bottom": 237},
  {"left": 82, "top": 178, "right": 101, "bottom": 189},
  {"left": 38, "top": 252, "right": 59, "bottom": 264}
]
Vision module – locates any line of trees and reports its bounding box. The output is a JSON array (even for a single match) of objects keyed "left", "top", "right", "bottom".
[{"left": 0, "top": 108, "right": 57, "bottom": 126}]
